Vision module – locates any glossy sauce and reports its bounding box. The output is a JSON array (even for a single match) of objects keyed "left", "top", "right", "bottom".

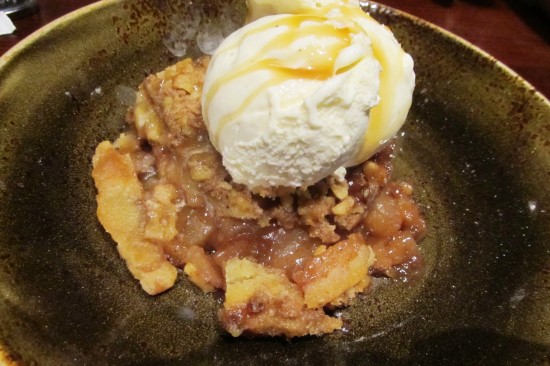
[{"left": 206, "top": 13, "right": 362, "bottom": 146}]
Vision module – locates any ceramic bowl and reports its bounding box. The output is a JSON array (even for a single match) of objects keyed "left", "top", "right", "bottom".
[{"left": 0, "top": 0, "right": 549, "bottom": 364}]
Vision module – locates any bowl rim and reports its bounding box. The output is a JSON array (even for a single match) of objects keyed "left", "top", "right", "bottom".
[{"left": 0, "top": 0, "right": 549, "bottom": 363}]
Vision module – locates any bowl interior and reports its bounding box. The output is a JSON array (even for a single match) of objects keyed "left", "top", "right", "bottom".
[{"left": 0, "top": 0, "right": 549, "bottom": 364}]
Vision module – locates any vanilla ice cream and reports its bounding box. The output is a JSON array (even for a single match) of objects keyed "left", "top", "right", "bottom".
[{"left": 201, "top": 0, "right": 414, "bottom": 189}]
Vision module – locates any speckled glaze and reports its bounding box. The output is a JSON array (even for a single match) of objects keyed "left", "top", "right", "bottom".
[{"left": 0, "top": 1, "right": 549, "bottom": 365}]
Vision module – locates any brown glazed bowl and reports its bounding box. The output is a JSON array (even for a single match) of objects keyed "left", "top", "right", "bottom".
[{"left": 1, "top": 0, "right": 549, "bottom": 364}]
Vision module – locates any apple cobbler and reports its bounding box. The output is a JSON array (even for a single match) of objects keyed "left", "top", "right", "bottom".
[{"left": 92, "top": 57, "right": 426, "bottom": 337}]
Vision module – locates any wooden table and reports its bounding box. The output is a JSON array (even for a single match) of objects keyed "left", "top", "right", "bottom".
[{"left": 1, "top": 0, "right": 549, "bottom": 98}]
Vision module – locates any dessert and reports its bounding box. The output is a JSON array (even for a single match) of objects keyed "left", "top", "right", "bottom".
[{"left": 92, "top": 0, "right": 426, "bottom": 338}]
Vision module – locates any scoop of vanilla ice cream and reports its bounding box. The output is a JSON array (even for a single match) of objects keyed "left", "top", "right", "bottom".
[{"left": 201, "top": 1, "right": 414, "bottom": 189}]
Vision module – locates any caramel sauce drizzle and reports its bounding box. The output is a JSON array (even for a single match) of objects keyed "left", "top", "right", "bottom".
[
  {"left": 207, "top": 13, "right": 361, "bottom": 146},
  {"left": 340, "top": 6, "right": 405, "bottom": 165},
  {"left": 207, "top": 5, "right": 406, "bottom": 164}
]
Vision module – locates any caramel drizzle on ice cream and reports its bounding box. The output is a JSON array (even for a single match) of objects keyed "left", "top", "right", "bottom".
[
  {"left": 205, "top": 4, "right": 411, "bottom": 167},
  {"left": 205, "top": 13, "right": 362, "bottom": 146},
  {"left": 340, "top": 6, "right": 409, "bottom": 165}
]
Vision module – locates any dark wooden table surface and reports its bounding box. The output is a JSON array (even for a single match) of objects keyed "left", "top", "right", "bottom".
[{"left": 1, "top": 0, "right": 549, "bottom": 98}]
